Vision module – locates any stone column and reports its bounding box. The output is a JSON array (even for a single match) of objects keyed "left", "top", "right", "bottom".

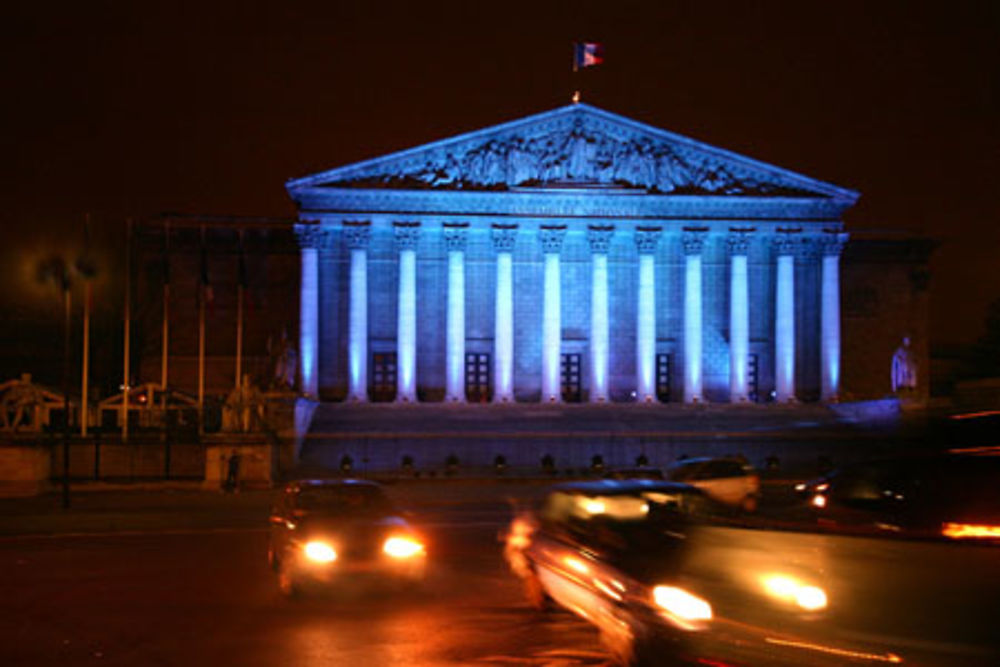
[
  {"left": 344, "top": 221, "right": 371, "bottom": 402},
  {"left": 635, "top": 227, "right": 662, "bottom": 403},
  {"left": 492, "top": 224, "right": 518, "bottom": 403},
  {"left": 540, "top": 226, "right": 567, "bottom": 403},
  {"left": 444, "top": 223, "right": 469, "bottom": 403},
  {"left": 683, "top": 228, "right": 708, "bottom": 403},
  {"left": 295, "top": 224, "right": 324, "bottom": 398},
  {"left": 587, "top": 226, "right": 614, "bottom": 403},
  {"left": 821, "top": 231, "right": 848, "bottom": 402},
  {"left": 773, "top": 229, "right": 800, "bottom": 403},
  {"left": 394, "top": 222, "right": 420, "bottom": 403},
  {"left": 727, "top": 229, "right": 754, "bottom": 402}
]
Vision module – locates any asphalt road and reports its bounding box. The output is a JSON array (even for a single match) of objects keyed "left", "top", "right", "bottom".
[
  {"left": 2, "top": 483, "right": 999, "bottom": 666},
  {"left": 0, "top": 494, "right": 611, "bottom": 667}
]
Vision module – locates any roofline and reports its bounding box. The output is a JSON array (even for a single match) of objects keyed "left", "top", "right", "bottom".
[{"left": 286, "top": 103, "right": 860, "bottom": 203}]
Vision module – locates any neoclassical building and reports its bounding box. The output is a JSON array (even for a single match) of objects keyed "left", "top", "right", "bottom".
[{"left": 286, "top": 104, "right": 859, "bottom": 405}]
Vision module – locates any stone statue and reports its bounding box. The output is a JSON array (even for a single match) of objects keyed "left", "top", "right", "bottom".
[
  {"left": 1, "top": 377, "right": 44, "bottom": 432},
  {"left": 268, "top": 330, "right": 297, "bottom": 391},
  {"left": 891, "top": 336, "right": 918, "bottom": 393},
  {"left": 222, "top": 375, "right": 266, "bottom": 433}
]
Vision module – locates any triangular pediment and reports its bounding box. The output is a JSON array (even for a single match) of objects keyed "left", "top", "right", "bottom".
[{"left": 288, "top": 104, "right": 857, "bottom": 200}]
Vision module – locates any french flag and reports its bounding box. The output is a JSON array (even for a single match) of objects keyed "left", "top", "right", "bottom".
[{"left": 574, "top": 42, "right": 604, "bottom": 70}]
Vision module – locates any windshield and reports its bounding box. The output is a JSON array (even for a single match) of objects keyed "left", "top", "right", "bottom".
[{"left": 295, "top": 485, "right": 395, "bottom": 515}]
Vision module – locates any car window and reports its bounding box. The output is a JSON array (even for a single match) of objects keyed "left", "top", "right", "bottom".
[
  {"left": 294, "top": 485, "right": 394, "bottom": 515},
  {"left": 668, "top": 462, "right": 701, "bottom": 481}
]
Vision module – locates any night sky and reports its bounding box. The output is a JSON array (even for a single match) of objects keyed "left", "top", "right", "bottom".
[{"left": 4, "top": 0, "right": 998, "bottom": 376}]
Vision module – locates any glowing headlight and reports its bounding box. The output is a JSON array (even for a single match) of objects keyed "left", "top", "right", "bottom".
[
  {"left": 303, "top": 541, "right": 337, "bottom": 563},
  {"left": 762, "top": 575, "right": 828, "bottom": 611},
  {"left": 383, "top": 536, "right": 424, "bottom": 559},
  {"left": 652, "top": 586, "right": 713, "bottom": 626}
]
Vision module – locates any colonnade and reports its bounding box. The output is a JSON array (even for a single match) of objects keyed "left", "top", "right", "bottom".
[{"left": 296, "top": 222, "right": 847, "bottom": 404}]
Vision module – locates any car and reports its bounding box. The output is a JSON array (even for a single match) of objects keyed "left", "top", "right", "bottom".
[
  {"left": 267, "top": 479, "right": 426, "bottom": 596},
  {"left": 604, "top": 467, "right": 665, "bottom": 480},
  {"left": 504, "top": 479, "right": 719, "bottom": 665},
  {"left": 665, "top": 457, "right": 760, "bottom": 511},
  {"left": 805, "top": 453, "right": 1000, "bottom": 541}
]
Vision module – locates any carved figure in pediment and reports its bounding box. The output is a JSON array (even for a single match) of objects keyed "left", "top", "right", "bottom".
[{"left": 507, "top": 138, "right": 538, "bottom": 185}]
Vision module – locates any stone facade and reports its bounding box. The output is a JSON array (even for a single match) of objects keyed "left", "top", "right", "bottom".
[{"left": 287, "top": 104, "right": 861, "bottom": 404}]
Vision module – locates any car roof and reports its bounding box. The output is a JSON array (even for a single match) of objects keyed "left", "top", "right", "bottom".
[
  {"left": 286, "top": 478, "right": 383, "bottom": 491},
  {"left": 547, "top": 479, "right": 699, "bottom": 496}
]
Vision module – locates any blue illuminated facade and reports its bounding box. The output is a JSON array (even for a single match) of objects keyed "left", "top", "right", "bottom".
[{"left": 287, "top": 104, "right": 857, "bottom": 404}]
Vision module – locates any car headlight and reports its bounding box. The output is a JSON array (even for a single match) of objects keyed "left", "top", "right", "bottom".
[
  {"left": 303, "top": 540, "right": 337, "bottom": 563},
  {"left": 383, "top": 536, "right": 424, "bottom": 559},
  {"left": 761, "top": 574, "right": 828, "bottom": 611},
  {"left": 652, "top": 585, "right": 712, "bottom": 628}
]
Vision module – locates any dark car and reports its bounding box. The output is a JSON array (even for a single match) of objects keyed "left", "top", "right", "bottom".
[
  {"left": 268, "top": 479, "right": 426, "bottom": 596},
  {"left": 666, "top": 457, "right": 760, "bottom": 511},
  {"left": 805, "top": 454, "right": 1000, "bottom": 541},
  {"left": 504, "top": 480, "right": 719, "bottom": 665}
]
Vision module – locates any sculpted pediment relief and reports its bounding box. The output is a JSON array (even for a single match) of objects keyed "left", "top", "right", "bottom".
[{"left": 290, "top": 104, "right": 856, "bottom": 199}]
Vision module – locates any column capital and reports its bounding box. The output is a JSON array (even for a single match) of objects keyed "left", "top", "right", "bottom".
[
  {"left": 821, "top": 230, "right": 849, "bottom": 256},
  {"left": 294, "top": 223, "right": 326, "bottom": 250},
  {"left": 726, "top": 227, "right": 755, "bottom": 256},
  {"left": 800, "top": 238, "right": 823, "bottom": 261},
  {"left": 443, "top": 222, "right": 469, "bottom": 251},
  {"left": 773, "top": 227, "right": 802, "bottom": 256},
  {"left": 587, "top": 225, "right": 615, "bottom": 254},
  {"left": 393, "top": 221, "right": 421, "bottom": 251},
  {"left": 634, "top": 226, "right": 662, "bottom": 255},
  {"left": 491, "top": 223, "right": 518, "bottom": 253},
  {"left": 539, "top": 225, "right": 567, "bottom": 254},
  {"left": 681, "top": 227, "right": 709, "bottom": 255},
  {"left": 343, "top": 220, "right": 371, "bottom": 250}
]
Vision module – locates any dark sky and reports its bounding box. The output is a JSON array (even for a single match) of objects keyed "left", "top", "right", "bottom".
[{"left": 4, "top": 0, "right": 999, "bottom": 347}]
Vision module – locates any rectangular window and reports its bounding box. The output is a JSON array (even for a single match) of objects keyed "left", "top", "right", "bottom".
[
  {"left": 656, "top": 353, "right": 672, "bottom": 402},
  {"left": 561, "top": 353, "right": 582, "bottom": 403},
  {"left": 371, "top": 352, "right": 397, "bottom": 402},
  {"left": 465, "top": 352, "right": 490, "bottom": 403}
]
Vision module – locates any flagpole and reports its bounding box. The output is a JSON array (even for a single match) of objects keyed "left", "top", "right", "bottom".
[
  {"left": 198, "top": 225, "right": 206, "bottom": 432},
  {"left": 161, "top": 221, "right": 170, "bottom": 406},
  {"left": 235, "top": 228, "right": 244, "bottom": 389},
  {"left": 81, "top": 213, "right": 91, "bottom": 437},
  {"left": 122, "top": 218, "right": 131, "bottom": 444},
  {"left": 82, "top": 280, "right": 91, "bottom": 437}
]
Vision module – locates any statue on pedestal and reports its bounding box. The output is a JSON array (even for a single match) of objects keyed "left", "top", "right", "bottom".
[
  {"left": 891, "top": 336, "right": 918, "bottom": 394},
  {"left": 222, "top": 375, "right": 265, "bottom": 433}
]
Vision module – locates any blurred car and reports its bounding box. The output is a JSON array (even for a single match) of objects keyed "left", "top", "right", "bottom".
[
  {"left": 666, "top": 457, "right": 760, "bottom": 511},
  {"left": 267, "top": 479, "right": 426, "bottom": 596},
  {"left": 805, "top": 454, "right": 1000, "bottom": 541},
  {"left": 505, "top": 480, "right": 719, "bottom": 665}
]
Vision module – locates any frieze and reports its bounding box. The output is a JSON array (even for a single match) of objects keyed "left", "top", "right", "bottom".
[
  {"left": 392, "top": 222, "right": 421, "bottom": 251},
  {"left": 539, "top": 226, "right": 567, "bottom": 254},
  {"left": 295, "top": 187, "right": 854, "bottom": 222},
  {"left": 586, "top": 225, "right": 615, "bottom": 254},
  {"left": 300, "top": 106, "right": 850, "bottom": 198},
  {"left": 634, "top": 227, "right": 662, "bottom": 255},
  {"left": 491, "top": 224, "right": 518, "bottom": 253},
  {"left": 681, "top": 228, "right": 709, "bottom": 255},
  {"left": 443, "top": 222, "right": 469, "bottom": 251},
  {"left": 342, "top": 221, "right": 371, "bottom": 250}
]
